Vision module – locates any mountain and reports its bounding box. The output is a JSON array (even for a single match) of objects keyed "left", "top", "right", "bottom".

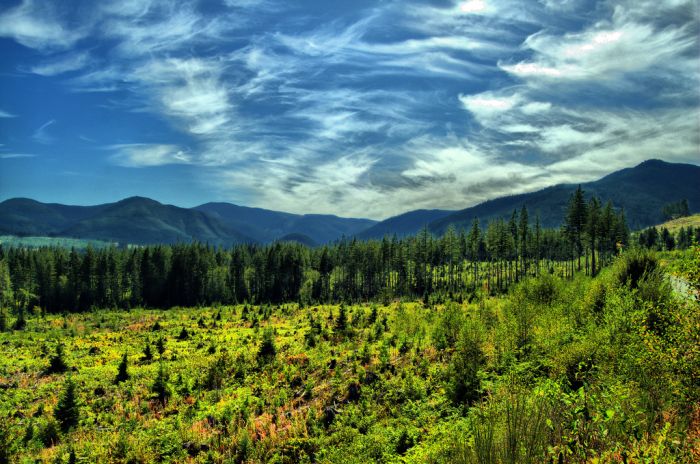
[
  {"left": 194, "top": 202, "right": 376, "bottom": 244},
  {"left": 0, "top": 198, "right": 109, "bottom": 236},
  {"left": 0, "top": 197, "right": 375, "bottom": 246},
  {"left": 1, "top": 160, "right": 696, "bottom": 246},
  {"left": 430, "top": 159, "right": 700, "bottom": 235},
  {"left": 356, "top": 209, "right": 454, "bottom": 240},
  {"left": 0, "top": 197, "right": 250, "bottom": 246}
]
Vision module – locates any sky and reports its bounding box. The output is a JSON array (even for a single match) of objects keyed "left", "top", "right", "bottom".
[{"left": 0, "top": 0, "right": 698, "bottom": 220}]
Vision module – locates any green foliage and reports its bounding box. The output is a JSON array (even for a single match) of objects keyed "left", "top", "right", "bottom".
[{"left": 0, "top": 249, "right": 696, "bottom": 462}]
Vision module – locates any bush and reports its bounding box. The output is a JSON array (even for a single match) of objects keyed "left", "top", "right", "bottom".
[
  {"left": 613, "top": 250, "right": 659, "bottom": 290},
  {"left": 446, "top": 321, "right": 485, "bottom": 406},
  {"left": 38, "top": 418, "right": 60, "bottom": 447}
]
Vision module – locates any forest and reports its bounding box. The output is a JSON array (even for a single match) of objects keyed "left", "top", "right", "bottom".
[
  {"left": 0, "top": 189, "right": 698, "bottom": 463},
  {"left": 0, "top": 189, "right": 643, "bottom": 314}
]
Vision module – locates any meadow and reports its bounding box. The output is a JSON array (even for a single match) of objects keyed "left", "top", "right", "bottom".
[{"left": 0, "top": 248, "right": 698, "bottom": 463}]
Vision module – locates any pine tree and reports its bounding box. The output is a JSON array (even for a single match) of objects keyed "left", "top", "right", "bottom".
[
  {"left": 518, "top": 205, "right": 529, "bottom": 279},
  {"left": 115, "top": 353, "right": 129, "bottom": 383},
  {"left": 0, "top": 308, "right": 7, "bottom": 333},
  {"left": 586, "top": 197, "right": 601, "bottom": 276},
  {"left": 564, "top": 186, "right": 588, "bottom": 272},
  {"left": 142, "top": 342, "right": 153, "bottom": 361},
  {"left": 151, "top": 363, "right": 169, "bottom": 406},
  {"left": 335, "top": 304, "right": 347, "bottom": 333},
  {"left": 257, "top": 328, "right": 276, "bottom": 364},
  {"left": 54, "top": 376, "right": 79, "bottom": 432},
  {"left": 46, "top": 344, "right": 68, "bottom": 374}
]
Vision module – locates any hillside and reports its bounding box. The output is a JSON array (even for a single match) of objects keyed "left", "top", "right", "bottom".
[
  {"left": 193, "top": 203, "right": 376, "bottom": 244},
  {"left": 0, "top": 197, "right": 250, "bottom": 246},
  {"left": 356, "top": 209, "right": 454, "bottom": 240},
  {"left": 62, "top": 197, "right": 251, "bottom": 246},
  {"left": 653, "top": 214, "right": 700, "bottom": 233},
  {"left": 430, "top": 159, "right": 700, "bottom": 235}
]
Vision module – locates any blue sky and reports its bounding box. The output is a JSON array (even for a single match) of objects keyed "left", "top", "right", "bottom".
[{"left": 0, "top": 0, "right": 698, "bottom": 219}]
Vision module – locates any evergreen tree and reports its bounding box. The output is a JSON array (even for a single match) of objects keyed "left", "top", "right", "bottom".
[
  {"left": 518, "top": 205, "right": 529, "bottom": 278},
  {"left": 564, "top": 186, "right": 588, "bottom": 272},
  {"left": 142, "top": 342, "right": 153, "bottom": 362},
  {"left": 115, "top": 353, "right": 129, "bottom": 383},
  {"left": 54, "top": 376, "right": 79, "bottom": 432},
  {"left": 257, "top": 328, "right": 276, "bottom": 364},
  {"left": 151, "top": 363, "right": 169, "bottom": 406},
  {"left": 46, "top": 344, "right": 68, "bottom": 375},
  {"left": 0, "top": 308, "right": 7, "bottom": 333},
  {"left": 334, "top": 304, "right": 347, "bottom": 333},
  {"left": 586, "top": 197, "right": 601, "bottom": 276}
]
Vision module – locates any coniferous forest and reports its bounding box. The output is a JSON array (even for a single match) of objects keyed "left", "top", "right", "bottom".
[{"left": 0, "top": 189, "right": 699, "bottom": 462}]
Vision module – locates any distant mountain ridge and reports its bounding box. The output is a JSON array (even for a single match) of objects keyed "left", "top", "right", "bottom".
[
  {"left": 0, "top": 159, "right": 697, "bottom": 246},
  {"left": 429, "top": 159, "right": 700, "bottom": 235},
  {"left": 0, "top": 196, "right": 376, "bottom": 246}
]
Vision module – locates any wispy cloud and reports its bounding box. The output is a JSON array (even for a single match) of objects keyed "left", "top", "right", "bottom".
[
  {"left": 0, "top": 0, "right": 85, "bottom": 50},
  {"left": 108, "top": 143, "right": 191, "bottom": 167},
  {"left": 27, "top": 51, "right": 91, "bottom": 76},
  {"left": 31, "top": 119, "right": 56, "bottom": 144},
  {"left": 0, "top": 109, "right": 16, "bottom": 118},
  {"left": 0, "top": 153, "right": 36, "bottom": 159}
]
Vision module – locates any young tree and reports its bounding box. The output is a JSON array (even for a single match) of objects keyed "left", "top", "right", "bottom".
[
  {"left": 115, "top": 353, "right": 130, "bottom": 383},
  {"left": 54, "top": 376, "right": 79, "bottom": 432},
  {"left": 334, "top": 304, "right": 347, "bottom": 334},
  {"left": 257, "top": 328, "right": 277, "bottom": 364},
  {"left": 46, "top": 344, "right": 68, "bottom": 375},
  {"left": 151, "top": 363, "right": 170, "bottom": 406}
]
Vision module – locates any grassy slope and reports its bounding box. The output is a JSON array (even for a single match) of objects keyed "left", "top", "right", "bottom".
[
  {"left": 0, "top": 253, "right": 698, "bottom": 463},
  {"left": 655, "top": 214, "right": 700, "bottom": 233}
]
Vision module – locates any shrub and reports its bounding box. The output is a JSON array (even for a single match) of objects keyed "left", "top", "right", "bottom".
[
  {"left": 446, "top": 322, "right": 485, "bottom": 406},
  {"left": 38, "top": 418, "right": 60, "bottom": 447},
  {"left": 613, "top": 250, "right": 658, "bottom": 290}
]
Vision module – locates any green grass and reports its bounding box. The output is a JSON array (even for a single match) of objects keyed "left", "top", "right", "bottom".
[{"left": 0, "top": 251, "right": 698, "bottom": 463}]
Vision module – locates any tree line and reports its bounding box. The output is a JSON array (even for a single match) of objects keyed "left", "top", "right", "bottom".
[
  {"left": 0, "top": 188, "right": 629, "bottom": 314},
  {"left": 637, "top": 224, "right": 700, "bottom": 251}
]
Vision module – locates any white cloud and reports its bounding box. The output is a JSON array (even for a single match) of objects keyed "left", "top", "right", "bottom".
[
  {"left": 28, "top": 51, "right": 91, "bottom": 76},
  {"left": 0, "top": 0, "right": 84, "bottom": 50},
  {"left": 460, "top": 92, "right": 522, "bottom": 120},
  {"left": 502, "top": 15, "right": 697, "bottom": 81},
  {"left": 0, "top": 109, "right": 16, "bottom": 118},
  {"left": 109, "top": 144, "right": 191, "bottom": 167}
]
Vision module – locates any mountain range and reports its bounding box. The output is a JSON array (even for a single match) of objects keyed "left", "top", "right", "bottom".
[{"left": 0, "top": 159, "right": 698, "bottom": 246}]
